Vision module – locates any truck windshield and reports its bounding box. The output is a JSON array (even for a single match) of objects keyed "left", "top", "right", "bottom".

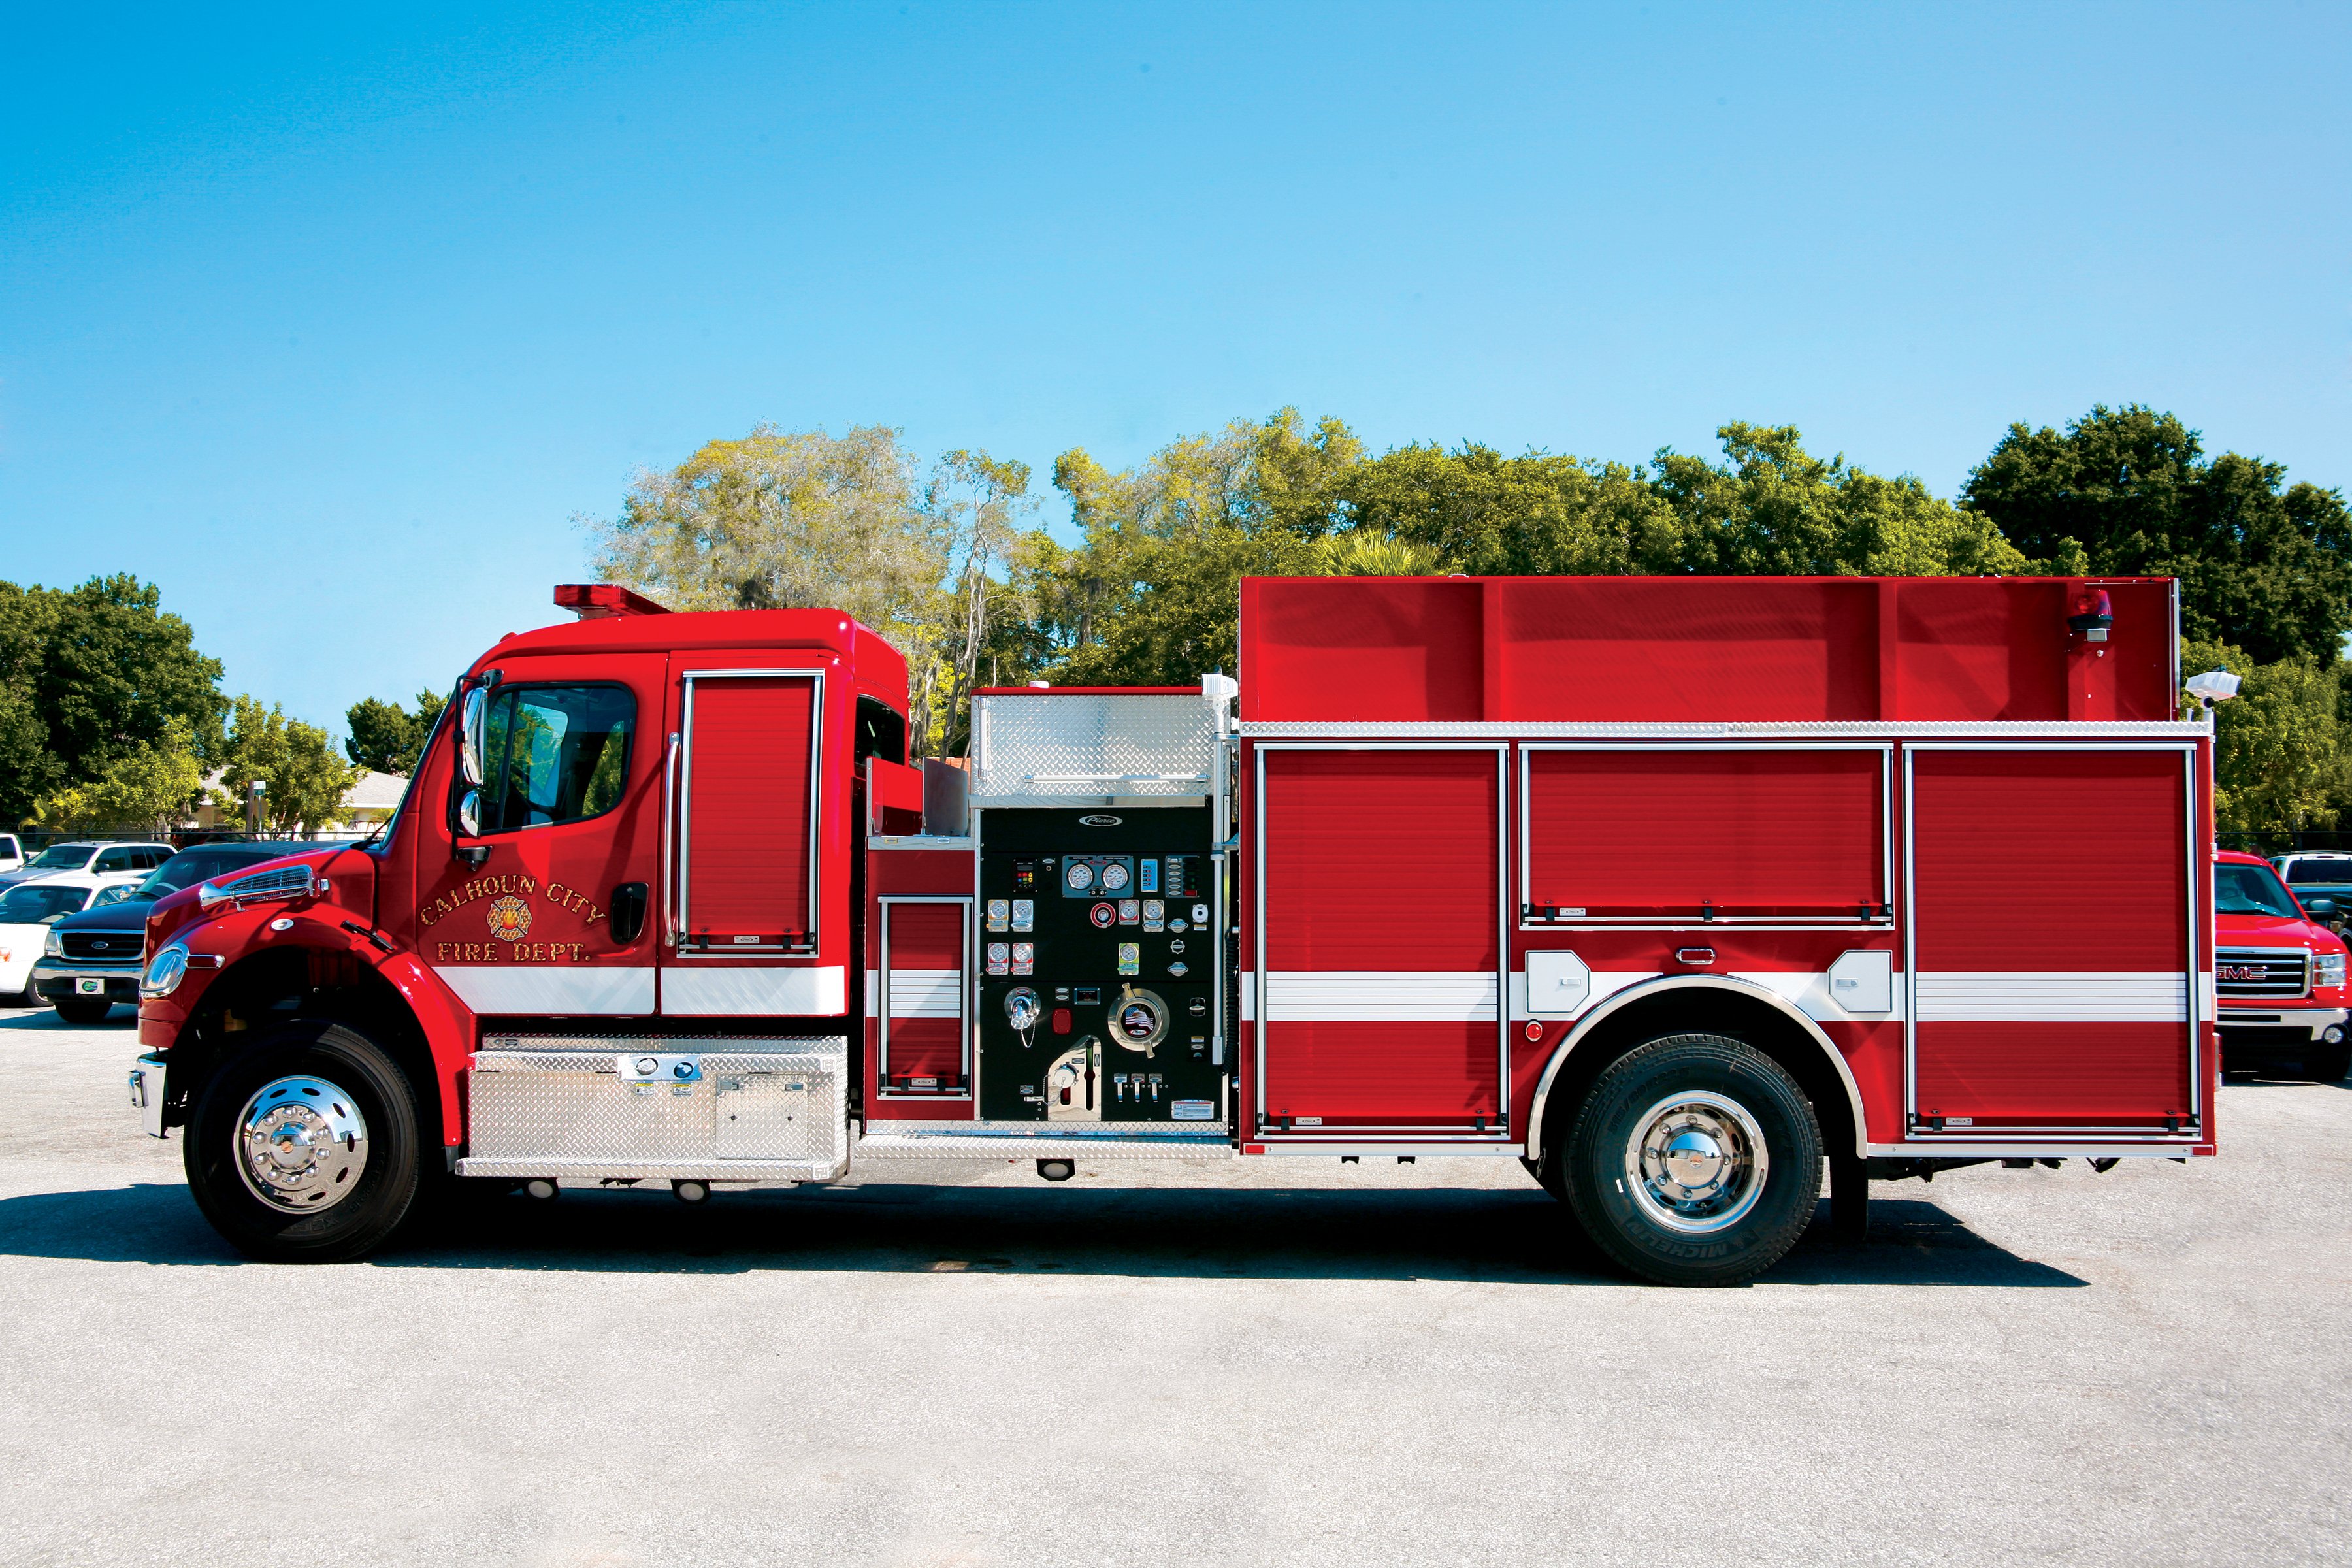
[
  {"left": 2217, "top": 864, "right": 2302, "bottom": 919},
  {"left": 26, "top": 845, "right": 93, "bottom": 870}
]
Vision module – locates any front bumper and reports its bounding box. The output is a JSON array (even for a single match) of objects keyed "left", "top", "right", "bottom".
[
  {"left": 2217, "top": 1005, "right": 2347, "bottom": 1053},
  {"left": 31, "top": 962, "right": 142, "bottom": 1004},
  {"left": 128, "top": 1054, "right": 167, "bottom": 1138}
]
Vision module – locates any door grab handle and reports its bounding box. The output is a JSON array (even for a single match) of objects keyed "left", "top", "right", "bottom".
[{"left": 659, "top": 732, "right": 681, "bottom": 948}]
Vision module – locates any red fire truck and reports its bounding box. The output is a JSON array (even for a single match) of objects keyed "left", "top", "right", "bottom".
[{"left": 127, "top": 574, "right": 2212, "bottom": 1285}]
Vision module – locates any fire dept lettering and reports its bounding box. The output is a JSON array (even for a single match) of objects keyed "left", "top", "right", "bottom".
[
  {"left": 544, "top": 880, "right": 606, "bottom": 924},
  {"left": 419, "top": 872, "right": 602, "bottom": 964},
  {"left": 434, "top": 941, "right": 590, "bottom": 964},
  {"left": 417, "top": 874, "right": 538, "bottom": 929}
]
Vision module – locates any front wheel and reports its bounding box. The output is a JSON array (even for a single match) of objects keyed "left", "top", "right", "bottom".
[
  {"left": 183, "top": 1021, "right": 423, "bottom": 1262},
  {"left": 1562, "top": 1034, "right": 1821, "bottom": 1286}
]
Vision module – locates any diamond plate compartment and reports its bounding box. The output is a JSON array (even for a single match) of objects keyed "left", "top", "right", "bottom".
[
  {"left": 457, "top": 1036, "right": 849, "bottom": 1183},
  {"left": 970, "top": 692, "right": 1213, "bottom": 802}
]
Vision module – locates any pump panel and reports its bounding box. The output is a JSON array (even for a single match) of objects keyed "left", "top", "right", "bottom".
[{"left": 976, "top": 806, "right": 1224, "bottom": 1124}]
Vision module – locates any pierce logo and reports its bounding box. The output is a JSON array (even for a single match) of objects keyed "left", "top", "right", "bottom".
[
  {"left": 486, "top": 895, "right": 533, "bottom": 943},
  {"left": 1079, "top": 815, "right": 1122, "bottom": 826}
]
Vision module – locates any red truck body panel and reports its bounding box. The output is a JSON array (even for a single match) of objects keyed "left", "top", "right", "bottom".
[{"left": 1235, "top": 575, "right": 2212, "bottom": 1162}]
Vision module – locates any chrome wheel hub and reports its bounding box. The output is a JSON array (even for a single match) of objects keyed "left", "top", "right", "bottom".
[
  {"left": 1624, "top": 1091, "right": 1768, "bottom": 1233},
  {"left": 235, "top": 1076, "right": 368, "bottom": 1213}
]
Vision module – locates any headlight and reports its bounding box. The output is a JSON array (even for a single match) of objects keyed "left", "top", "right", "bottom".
[
  {"left": 140, "top": 941, "right": 189, "bottom": 998},
  {"left": 2317, "top": 951, "right": 2346, "bottom": 989},
  {"left": 44, "top": 927, "right": 64, "bottom": 957}
]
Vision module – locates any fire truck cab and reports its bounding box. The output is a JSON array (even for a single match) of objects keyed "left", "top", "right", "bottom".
[{"left": 129, "top": 574, "right": 2216, "bottom": 1286}]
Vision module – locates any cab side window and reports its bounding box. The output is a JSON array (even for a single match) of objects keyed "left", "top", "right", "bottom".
[
  {"left": 95, "top": 846, "right": 135, "bottom": 873},
  {"left": 479, "top": 685, "right": 634, "bottom": 832}
]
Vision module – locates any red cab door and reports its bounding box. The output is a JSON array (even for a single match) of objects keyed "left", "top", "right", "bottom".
[{"left": 400, "top": 653, "right": 666, "bottom": 1018}]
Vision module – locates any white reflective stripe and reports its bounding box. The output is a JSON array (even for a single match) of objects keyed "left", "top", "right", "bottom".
[
  {"left": 662, "top": 964, "right": 847, "bottom": 1017},
  {"left": 885, "top": 968, "right": 961, "bottom": 1019},
  {"left": 1729, "top": 969, "right": 1906, "bottom": 1023},
  {"left": 1265, "top": 971, "right": 1497, "bottom": 1022},
  {"left": 865, "top": 968, "right": 878, "bottom": 1012},
  {"left": 1504, "top": 969, "right": 1906, "bottom": 1022},
  {"left": 434, "top": 966, "right": 655, "bottom": 1016},
  {"left": 1240, "top": 972, "right": 1256, "bottom": 1022},
  {"left": 2198, "top": 972, "right": 2216, "bottom": 1019},
  {"left": 1507, "top": 970, "right": 1658, "bottom": 1020},
  {"left": 1915, "top": 972, "right": 2188, "bottom": 1022}
]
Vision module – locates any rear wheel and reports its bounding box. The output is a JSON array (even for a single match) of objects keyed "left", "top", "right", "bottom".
[
  {"left": 183, "top": 1021, "right": 423, "bottom": 1262},
  {"left": 54, "top": 996, "right": 112, "bottom": 1025},
  {"left": 1562, "top": 1033, "right": 1821, "bottom": 1286}
]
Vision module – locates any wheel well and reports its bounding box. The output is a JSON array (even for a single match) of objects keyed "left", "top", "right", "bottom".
[
  {"left": 1533, "top": 985, "right": 1861, "bottom": 1167},
  {"left": 165, "top": 947, "right": 438, "bottom": 1136}
]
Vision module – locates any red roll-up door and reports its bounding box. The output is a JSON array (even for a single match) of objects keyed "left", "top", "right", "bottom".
[
  {"left": 1525, "top": 747, "right": 1884, "bottom": 918},
  {"left": 1909, "top": 749, "right": 2193, "bottom": 1127},
  {"left": 681, "top": 673, "right": 818, "bottom": 952},
  {"left": 1257, "top": 748, "right": 1503, "bottom": 1130},
  {"left": 881, "top": 900, "right": 968, "bottom": 1087}
]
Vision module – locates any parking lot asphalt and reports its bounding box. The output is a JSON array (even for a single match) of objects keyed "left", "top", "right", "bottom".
[{"left": 2, "top": 1002, "right": 2347, "bottom": 1568}]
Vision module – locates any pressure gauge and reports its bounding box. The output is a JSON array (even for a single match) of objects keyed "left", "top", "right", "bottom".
[
  {"left": 1066, "top": 861, "right": 1094, "bottom": 891},
  {"left": 1100, "top": 861, "right": 1130, "bottom": 891}
]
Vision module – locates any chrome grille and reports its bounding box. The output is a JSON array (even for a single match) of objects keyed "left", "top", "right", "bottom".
[
  {"left": 59, "top": 931, "right": 143, "bottom": 964},
  {"left": 2216, "top": 949, "right": 2308, "bottom": 998},
  {"left": 226, "top": 863, "right": 313, "bottom": 900}
]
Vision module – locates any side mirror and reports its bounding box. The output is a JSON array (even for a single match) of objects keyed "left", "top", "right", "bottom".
[
  {"left": 457, "top": 789, "right": 483, "bottom": 839},
  {"left": 2305, "top": 896, "right": 2338, "bottom": 919},
  {"left": 459, "top": 686, "right": 488, "bottom": 787}
]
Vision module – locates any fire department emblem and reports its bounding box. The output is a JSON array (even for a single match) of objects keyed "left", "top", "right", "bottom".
[{"left": 487, "top": 894, "right": 532, "bottom": 943}]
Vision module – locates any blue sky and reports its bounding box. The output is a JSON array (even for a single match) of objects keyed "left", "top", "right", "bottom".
[{"left": 4, "top": 2, "right": 2345, "bottom": 742}]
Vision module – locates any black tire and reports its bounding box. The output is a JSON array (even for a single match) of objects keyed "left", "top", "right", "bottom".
[
  {"left": 1561, "top": 1033, "right": 1822, "bottom": 1287},
  {"left": 2307, "top": 1044, "right": 2351, "bottom": 1083},
  {"left": 182, "top": 1020, "right": 423, "bottom": 1263},
  {"left": 54, "top": 996, "right": 113, "bottom": 1025}
]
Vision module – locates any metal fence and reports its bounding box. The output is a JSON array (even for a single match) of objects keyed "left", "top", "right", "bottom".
[
  {"left": 3, "top": 827, "right": 365, "bottom": 853},
  {"left": 2216, "top": 829, "right": 2352, "bottom": 857}
]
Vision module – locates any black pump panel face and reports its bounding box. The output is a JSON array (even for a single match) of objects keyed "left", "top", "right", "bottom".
[{"left": 976, "top": 806, "right": 1222, "bottom": 1124}]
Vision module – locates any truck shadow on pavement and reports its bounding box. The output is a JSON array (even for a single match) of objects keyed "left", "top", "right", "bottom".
[{"left": 0, "top": 1179, "right": 2085, "bottom": 1288}]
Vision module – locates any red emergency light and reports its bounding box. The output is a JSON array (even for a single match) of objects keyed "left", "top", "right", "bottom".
[
  {"left": 554, "top": 583, "right": 672, "bottom": 620},
  {"left": 2068, "top": 587, "right": 2114, "bottom": 642}
]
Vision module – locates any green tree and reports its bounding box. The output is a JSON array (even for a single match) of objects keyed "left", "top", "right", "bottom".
[
  {"left": 344, "top": 687, "right": 447, "bottom": 774},
  {"left": 0, "top": 575, "right": 225, "bottom": 821},
  {"left": 2183, "top": 640, "right": 2347, "bottom": 833},
  {"left": 221, "top": 696, "right": 362, "bottom": 834},
  {"left": 918, "top": 450, "right": 1040, "bottom": 757},
  {"left": 1331, "top": 424, "right": 2022, "bottom": 579},
  {"left": 1337, "top": 444, "right": 1682, "bottom": 575},
  {"left": 27, "top": 718, "right": 208, "bottom": 834},
  {"left": 1965, "top": 406, "right": 2352, "bottom": 662},
  {"left": 1036, "top": 410, "right": 1360, "bottom": 688},
  {"left": 1047, "top": 526, "right": 1328, "bottom": 688},
  {"left": 584, "top": 423, "right": 949, "bottom": 638}
]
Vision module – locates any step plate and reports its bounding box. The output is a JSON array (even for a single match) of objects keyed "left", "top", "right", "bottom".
[
  {"left": 457, "top": 1038, "right": 849, "bottom": 1183},
  {"left": 855, "top": 1120, "right": 1231, "bottom": 1160}
]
